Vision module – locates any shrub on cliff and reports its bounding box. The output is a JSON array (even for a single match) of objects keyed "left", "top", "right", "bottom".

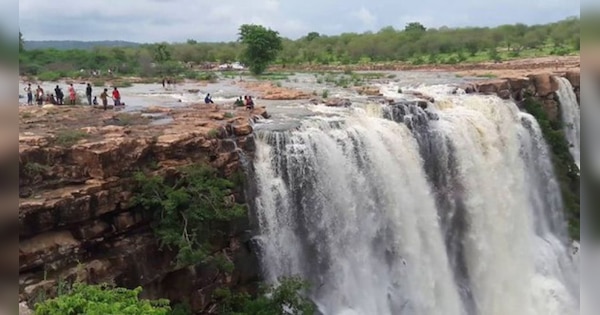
[
  {"left": 131, "top": 164, "right": 246, "bottom": 266},
  {"left": 238, "top": 24, "right": 283, "bottom": 75},
  {"left": 213, "top": 277, "right": 316, "bottom": 315},
  {"left": 34, "top": 283, "right": 170, "bottom": 315}
]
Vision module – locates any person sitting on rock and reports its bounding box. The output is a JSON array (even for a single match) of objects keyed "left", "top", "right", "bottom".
[
  {"left": 204, "top": 93, "right": 214, "bottom": 104},
  {"left": 234, "top": 96, "right": 244, "bottom": 107},
  {"left": 245, "top": 96, "right": 254, "bottom": 110}
]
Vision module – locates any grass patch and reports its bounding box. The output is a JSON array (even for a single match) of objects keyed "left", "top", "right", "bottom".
[
  {"left": 321, "top": 90, "right": 329, "bottom": 98},
  {"left": 23, "top": 162, "right": 49, "bottom": 178},
  {"left": 52, "top": 130, "right": 89, "bottom": 147}
]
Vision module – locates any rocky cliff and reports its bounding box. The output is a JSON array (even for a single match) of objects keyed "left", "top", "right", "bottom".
[
  {"left": 460, "top": 70, "right": 580, "bottom": 122},
  {"left": 19, "top": 104, "right": 268, "bottom": 312}
]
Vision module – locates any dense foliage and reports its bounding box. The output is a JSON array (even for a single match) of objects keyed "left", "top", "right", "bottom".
[
  {"left": 131, "top": 164, "right": 246, "bottom": 266},
  {"left": 523, "top": 96, "right": 580, "bottom": 239},
  {"left": 34, "top": 283, "right": 171, "bottom": 315},
  {"left": 214, "top": 277, "right": 316, "bottom": 315},
  {"left": 238, "top": 24, "right": 283, "bottom": 75},
  {"left": 19, "top": 17, "right": 579, "bottom": 79}
]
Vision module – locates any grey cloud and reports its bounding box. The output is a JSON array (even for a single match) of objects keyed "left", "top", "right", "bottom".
[{"left": 19, "top": 0, "right": 580, "bottom": 42}]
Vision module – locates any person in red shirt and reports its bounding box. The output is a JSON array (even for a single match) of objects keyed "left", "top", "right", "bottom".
[{"left": 112, "top": 87, "right": 121, "bottom": 106}]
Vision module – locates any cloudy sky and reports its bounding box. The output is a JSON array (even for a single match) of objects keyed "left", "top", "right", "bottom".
[{"left": 18, "top": 0, "right": 581, "bottom": 43}]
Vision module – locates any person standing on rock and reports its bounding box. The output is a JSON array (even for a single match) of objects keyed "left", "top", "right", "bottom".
[
  {"left": 36, "top": 85, "right": 44, "bottom": 105},
  {"left": 112, "top": 87, "right": 121, "bottom": 106},
  {"left": 68, "top": 84, "right": 76, "bottom": 105},
  {"left": 24, "top": 83, "right": 33, "bottom": 105},
  {"left": 86, "top": 83, "right": 93, "bottom": 105},
  {"left": 54, "top": 85, "right": 64, "bottom": 105},
  {"left": 100, "top": 88, "right": 109, "bottom": 110}
]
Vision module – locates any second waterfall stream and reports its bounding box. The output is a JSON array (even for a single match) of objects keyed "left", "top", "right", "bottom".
[{"left": 250, "top": 87, "right": 579, "bottom": 315}]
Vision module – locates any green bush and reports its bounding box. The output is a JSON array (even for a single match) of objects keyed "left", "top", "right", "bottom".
[
  {"left": 214, "top": 277, "right": 316, "bottom": 315},
  {"left": 37, "top": 71, "right": 61, "bottom": 82},
  {"left": 34, "top": 283, "right": 171, "bottom": 315},
  {"left": 131, "top": 164, "right": 246, "bottom": 266}
]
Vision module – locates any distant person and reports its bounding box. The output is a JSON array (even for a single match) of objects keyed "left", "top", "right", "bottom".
[
  {"left": 234, "top": 96, "right": 244, "bottom": 107},
  {"left": 36, "top": 85, "right": 44, "bottom": 105},
  {"left": 54, "top": 85, "right": 64, "bottom": 105},
  {"left": 92, "top": 96, "right": 98, "bottom": 105},
  {"left": 49, "top": 94, "right": 57, "bottom": 105},
  {"left": 245, "top": 96, "right": 254, "bottom": 110},
  {"left": 204, "top": 93, "right": 214, "bottom": 104},
  {"left": 68, "top": 84, "right": 76, "bottom": 105},
  {"left": 86, "top": 83, "right": 93, "bottom": 105},
  {"left": 100, "top": 88, "right": 109, "bottom": 110},
  {"left": 112, "top": 87, "right": 121, "bottom": 106},
  {"left": 162, "top": 78, "right": 166, "bottom": 88},
  {"left": 24, "top": 83, "right": 33, "bottom": 105}
]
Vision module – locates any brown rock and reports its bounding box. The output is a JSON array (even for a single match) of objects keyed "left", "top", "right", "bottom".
[
  {"left": 73, "top": 220, "right": 111, "bottom": 240},
  {"left": 232, "top": 123, "right": 252, "bottom": 136},
  {"left": 528, "top": 73, "right": 559, "bottom": 97},
  {"left": 325, "top": 98, "right": 352, "bottom": 107},
  {"left": 505, "top": 77, "right": 531, "bottom": 90},
  {"left": 497, "top": 89, "right": 511, "bottom": 100},
  {"left": 565, "top": 70, "right": 580, "bottom": 89},
  {"left": 356, "top": 86, "right": 381, "bottom": 96},
  {"left": 114, "top": 211, "right": 141, "bottom": 231},
  {"left": 19, "top": 231, "right": 81, "bottom": 271},
  {"left": 476, "top": 79, "right": 509, "bottom": 94}
]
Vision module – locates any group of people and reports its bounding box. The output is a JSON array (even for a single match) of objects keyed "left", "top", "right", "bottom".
[
  {"left": 24, "top": 83, "right": 77, "bottom": 106},
  {"left": 206, "top": 93, "right": 254, "bottom": 110},
  {"left": 234, "top": 95, "right": 255, "bottom": 110},
  {"left": 23, "top": 83, "right": 123, "bottom": 111}
]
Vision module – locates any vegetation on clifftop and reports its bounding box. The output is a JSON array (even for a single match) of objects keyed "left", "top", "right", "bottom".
[
  {"left": 132, "top": 164, "right": 246, "bottom": 267},
  {"left": 19, "top": 17, "right": 579, "bottom": 79},
  {"left": 34, "top": 283, "right": 171, "bottom": 315},
  {"left": 523, "top": 96, "right": 580, "bottom": 239}
]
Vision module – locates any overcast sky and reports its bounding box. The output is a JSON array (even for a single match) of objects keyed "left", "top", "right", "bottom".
[{"left": 18, "top": 0, "right": 581, "bottom": 43}]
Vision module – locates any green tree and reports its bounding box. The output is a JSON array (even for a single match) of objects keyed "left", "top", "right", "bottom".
[
  {"left": 131, "top": 164, "right": 245, "bottom": 266},
  {"left": 19, "top": 31, "right": 24, "bottom": 52},
  {"left": 153, "top": 43, "right": 171, "bottom": 63},
  {"left": 34, "top": 283, "right": 171, "bottom": 315},
  {"left": 238, "top": 24, "right": 283, "bottom": 75}
]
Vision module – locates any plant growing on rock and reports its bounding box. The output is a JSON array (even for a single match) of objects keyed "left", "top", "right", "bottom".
[
  {"left": 238, "top": 24, "right": 283, "bottom": 75},
  {"left": 131, "top": 164, "right": 246, "bottom": 266},
  {"left": 34, "top": 283, "right": 170, "bottom": 315},
  {"left": 213, "top": 276, "right": 316, "bottom": 315},
  {"left": 523, "top": 96, "right": 580, "bottom": 239}
]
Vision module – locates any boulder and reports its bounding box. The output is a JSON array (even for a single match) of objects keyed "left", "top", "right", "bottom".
[
  {"left": 528, "top": 73, "right": 559, "bottom": 97},
  {"left": 325, "top": 98, "right": 352, "bottom": 107},
  {"left": 232, "top": 122, "right": 252, "bottom": 136},
  {"left": 565, "top": 70, "right": 580, "bottom": 89},
  {"left": 476, "top": 79, "right": 509, "bottom": 94}
]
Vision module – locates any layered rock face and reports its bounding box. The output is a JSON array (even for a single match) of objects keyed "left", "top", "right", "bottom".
[
  {"left": 19, "top": 105, "right": 268, "bottom": 312},
  {"left": 461, "top": 70, "right": 580, "bottom": 122}
]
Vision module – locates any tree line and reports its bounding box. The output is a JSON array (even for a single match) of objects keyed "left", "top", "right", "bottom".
[{"left": 19, "top": 17, "right": 579, "bottom": 78}]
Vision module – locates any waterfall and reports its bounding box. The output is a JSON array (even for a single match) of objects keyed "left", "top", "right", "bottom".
[
  {"left": 555, "top": 77, "right": 580, "bottom": 168},
  {"left": 251, "top": 92, "right": 579, "bottom": 315}
]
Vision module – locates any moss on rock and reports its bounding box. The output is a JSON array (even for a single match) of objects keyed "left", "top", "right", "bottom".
[{"left": 523, "top": 96, "right": 580, "bottom": 239}]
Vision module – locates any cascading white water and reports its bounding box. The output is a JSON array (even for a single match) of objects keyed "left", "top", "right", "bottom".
[
  {"left": 555, "top": 77, "right": 581, "bottom": 168},
  {"left": 251, "top": 90, "right": 579, "bottom": 315}
]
